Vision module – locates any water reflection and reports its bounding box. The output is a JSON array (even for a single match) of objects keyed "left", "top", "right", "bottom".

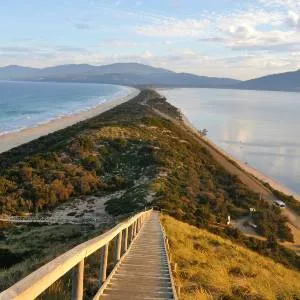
[{"left": 160, "top": 88, "right": 300, "bottom": 194}]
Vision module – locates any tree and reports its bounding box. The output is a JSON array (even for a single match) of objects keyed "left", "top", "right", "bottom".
[
  {"left": 0, "top": 177, "right": 16, "bottom": 196},
  {"left": 51, "top": 179, "right": 71, "bottom": 201},
  {"left": 82, "top": 155, "right": 101, "bottom": 171},
  {"left": 20, "top": 166, "right": 33, "bottom": 181}
]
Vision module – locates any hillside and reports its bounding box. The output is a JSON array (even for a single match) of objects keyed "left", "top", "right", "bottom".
[
  {"left": 0, "top": 89, "right": 299, "bottom": 291},
  {"left": 0, "top": 63, "right": 239, "bottom": 87},
  {"left": 162, "top": 215, "right": 300, "bottom": 300},
  {"left": 236, "top": 69, "right": 300, "bottom": 92}
]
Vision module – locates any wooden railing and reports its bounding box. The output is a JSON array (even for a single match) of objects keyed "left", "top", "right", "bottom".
[
  {"left": 0, "top": 209, "right": 153, "bottom": 300},
  {"left": 160, "top": 221, "right": 179, "bottom": 300}
]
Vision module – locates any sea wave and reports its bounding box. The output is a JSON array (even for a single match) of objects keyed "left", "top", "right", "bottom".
[{"left": 0, "top": 83, "right": 134, "bottom": 137}]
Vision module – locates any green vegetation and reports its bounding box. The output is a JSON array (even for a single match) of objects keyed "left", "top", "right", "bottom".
[
  {"left": 0, "top": 89, "right": 298, "bottom": 292},
  {"left": 161, "top": 215, "right": 300, "bottom": 300},
  {"left": 0, "top": 132, "right": 155, "bottom": 214}
]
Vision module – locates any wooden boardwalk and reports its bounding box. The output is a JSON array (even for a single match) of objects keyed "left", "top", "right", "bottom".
[
  {"left": 0, "top": 209, "right": 177, "bottom": 300},
  {"left": 100, "top": 211, "right": 176, "bottom": 300}
]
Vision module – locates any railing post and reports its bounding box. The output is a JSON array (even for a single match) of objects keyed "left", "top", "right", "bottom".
[
  {"left": 137, "top": 218, "right": 141, "bottom": 232},
  {"left": 72, "top": 259, "right": 84, "bottom": 300},
  {"left": 124, "top": 227, "right": 129, "bottom": 253},
  {"left": 99, "top": 243, "right": 109, "bottom": 286},
  {"left": 130, "top": 223, "right": 135, "bottom": 242},
  {"left": 176, "top": 285, "right": 181, "bottom": 298},
  {"left": 166, "top": 237, "right": 170, "bottom": 251},
  {"left": 174, "top": 263, "right": 177, "bottom": 273},
  {"left": 134, "top": 221, "right": 137, "bottom": 237},
  {"left": 115, "top": 231, "right": 122, "bottom": 263}
]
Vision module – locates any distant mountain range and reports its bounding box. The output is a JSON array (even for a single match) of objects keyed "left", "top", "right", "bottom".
[
  {"left": 0, "top": 63, "right": 299, "bottom": 92},
  {"left": 235, "top": 69, "right": 300, "bottom": 92},
  {"left": 0, "top": 63, "right": 240, "bottom": 88}
]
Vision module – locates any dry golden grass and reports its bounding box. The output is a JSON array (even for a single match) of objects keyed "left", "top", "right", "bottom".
[{"left": 161, "top": 215, "right": 300, "bottom": 300}]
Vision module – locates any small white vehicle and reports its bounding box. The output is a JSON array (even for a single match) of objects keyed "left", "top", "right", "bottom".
[{"left": 275, "top": 200, "right": 286, "bottom": 208}]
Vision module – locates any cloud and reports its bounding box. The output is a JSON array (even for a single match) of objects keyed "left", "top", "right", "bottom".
[
  {"left": 55, "top": 46, "right": 88, "bottom": 53},
  {"left": 196, "top": 7, "right": 300, "bottom": 52},
  {"left": 200, "top": 30, "right": 300, "bottom": 52},
  {"left": 141, "top": 50, "right": 153, "bottom": 58},
  {"left": 228, "top": 24, "right": 256, "bottom": 39},
  {"left": 0, "top": 44, "right": 92, "bottom": 64},
  {"left": 136, "top": 18, "right": 208, "bottom": 37},
  {"left": 0, "top": 46, "right": 33, "bottom": 54},
  {"left": 135, "top": 5, "right": 299, "bottom": 53},
  {"left": 73, "top": 23, "right": 92, "bottom": 30},
  {"left": 259, "top": 0, "right": 300, "bottom": 10},
  {"left": 287, "top": 10, "right": 300, "bottom": 29}
]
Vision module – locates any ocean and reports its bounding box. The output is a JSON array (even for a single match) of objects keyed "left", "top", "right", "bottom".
[
  {"left": 160, "top": 88, "right": 300, "bottom": 195},
  {"left": 0, "top": 81, "right": 134, "bottom": 136}
]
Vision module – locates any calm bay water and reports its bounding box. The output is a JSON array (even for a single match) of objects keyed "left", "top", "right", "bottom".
[
  {"left": 160, "top": 88, "right": 300, "bottom": 195},
  {"left": 0, "top": 81, "right": 134, "bottom": 136}
]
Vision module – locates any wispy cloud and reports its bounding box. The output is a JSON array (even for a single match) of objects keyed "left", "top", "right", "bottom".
[
  {"left": 258, "top": 0, "right": 300, "bottom": 10},
  {"left": 196, "top": 7, "right": 300, "bottom": 52},
  {"left": 136, "top": 18, "right": 209, "bottom": 37},
  {"left": 0, "top": 46, "right": 34, "bottom": 54},
  {"left": 73, "top": 23, "right": 92, "bottom": 30}
]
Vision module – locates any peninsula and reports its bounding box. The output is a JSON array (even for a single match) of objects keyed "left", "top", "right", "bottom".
[{"left": 0, "top": 90, "right": 299, "bottom": 298}]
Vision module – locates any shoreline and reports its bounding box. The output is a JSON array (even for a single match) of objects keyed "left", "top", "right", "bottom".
[
  {"left": 181, "top": 114, "right": 300, "bottom": 202},
  {"left": 0, "top": 88, "right": 140, "bottom": 154},
  {"left": 204, "top": 136, "right": 300, "bottom": 201}
]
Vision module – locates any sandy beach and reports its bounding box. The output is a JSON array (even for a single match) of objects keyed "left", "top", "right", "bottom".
[{"left": 0, "top": 89, "right": 140, "bottom": 154}]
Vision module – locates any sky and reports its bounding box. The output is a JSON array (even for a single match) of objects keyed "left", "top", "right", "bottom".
[{"left": 0, "top": 0, "right": 300, "bottom": 80}]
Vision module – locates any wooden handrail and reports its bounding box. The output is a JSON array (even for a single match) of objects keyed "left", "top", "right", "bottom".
[
  {"left": 160, "top": 221, "right": 178, "bottom": 300},
  {"left": 0, "top": 209, "right": 153, "bottom": 300}
]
